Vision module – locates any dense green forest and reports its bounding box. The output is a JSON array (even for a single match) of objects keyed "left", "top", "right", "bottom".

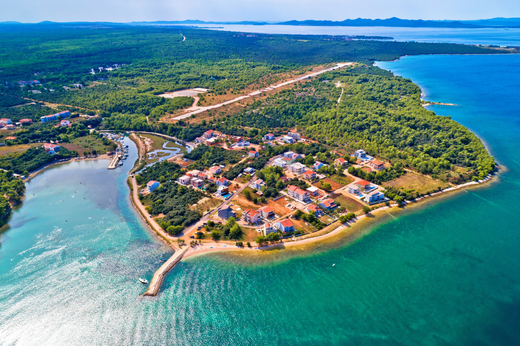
[
  {"left": 0, "top": 24, "right": 497, "bottom": 183},
  {"left": 0, "top": 23, "right": 508, "bottom": 119},
  {"left": 136, "top": 160, "right": 205, "bottom": 232},
  {"left": 0, "top": 171, "right": 25, "bottom": 227},
  {"left": 183, "top": 145, "right": 243, "bottom": 170},
  {"left": 223, "top": 66, "right": 494, "bottom": 181},
  {"left": 0, "top": 147, "right": 77, "bottom": 175}
]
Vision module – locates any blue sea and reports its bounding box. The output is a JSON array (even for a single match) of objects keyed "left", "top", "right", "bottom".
[{"left": 1, "top": 31, "right": 520, "bottom": 345}]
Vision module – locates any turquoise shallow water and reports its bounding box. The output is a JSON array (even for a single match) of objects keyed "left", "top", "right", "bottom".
[{"left": 1, "top": 55, "right": 520, "bottom": 345}]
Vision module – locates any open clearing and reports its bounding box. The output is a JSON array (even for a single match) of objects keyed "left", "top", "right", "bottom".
[
  {"left": 314, "top": 178, "right": 344, "bottom": 192},
  {"left": 329, "top": 192, "right": 365, "bottom": 213},
  {"left": 158, "top": 88, "right": 208, "bottom": 98},
  {"left": 0, "top": 144, "right": 39, "bottom": 156},
  {"left": 328, "top": 174, "right": 354, "bottom": 186},
  {"left": 62, "top": 136, "right": 110, "bottom": 155},
  {"left": 383, "top": 172, "right": 449, "bottom": 195}
]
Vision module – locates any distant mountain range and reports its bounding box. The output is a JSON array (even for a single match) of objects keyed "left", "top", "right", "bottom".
[
  {"left": 134, "top": 17, "right": 520, "bottom": 29},
  {"left": 3, "top": 17, "right": 520, "bottom": 29}
]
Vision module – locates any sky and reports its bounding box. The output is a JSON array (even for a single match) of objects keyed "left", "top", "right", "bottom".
[{"left": 1, "top": 0, "right": 520, "bottom": 23}]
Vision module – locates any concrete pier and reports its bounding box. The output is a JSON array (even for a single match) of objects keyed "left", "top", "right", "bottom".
[
  {"left": 107, "top": 154, "right": 120, "bottom": 169},
  {"left": 143, "top": 247, "right": 188, "bottom": 296}
]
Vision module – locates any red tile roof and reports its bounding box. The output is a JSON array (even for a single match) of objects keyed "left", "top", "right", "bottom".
[
  {"left": 356, "top": 180, "right": 371, "bottom": 186},
  {"left": 259, "top": 206, "right": 274, "bottom": 213},
  {"left": 280, "top": 219, "right": 294, "bottom": 227}
]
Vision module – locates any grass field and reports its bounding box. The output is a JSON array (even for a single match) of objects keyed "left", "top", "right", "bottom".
[
  {"left": 383, "top": 172, "right": 449, "bottom": 195},
  {"left": 190, "top": 197, "right": 221, "bottom": 214},
  {"left": 328, "top": 174, "right": 354, "bottom": 186},
  {"left": 140, "top": 134, "right": 168, "bottom": 151},
  {"left": 66, "top": 135, "right": 111, "bottom": 155},
  {"left": 314, "top": 178, "right": 344, "bottom": 192},
  {"left": 0, "top": 144, "right": 39, "bottom": 156},
  {"left": 329, "top": 192, "right": 365, "bottom": 213},
  {"left": 292, "top": 218, "right": 317, "bottom": 233}
]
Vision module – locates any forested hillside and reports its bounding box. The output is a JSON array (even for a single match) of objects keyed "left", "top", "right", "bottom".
[
  {"left": 0, "top": 23, "right": 510, "bottom": 118},
  {"left": 222, "top": 66, "right": 494, "bottom": 181}
]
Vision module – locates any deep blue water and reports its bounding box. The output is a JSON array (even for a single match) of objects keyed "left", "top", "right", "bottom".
[
  {"left": 1, "top": 35, "right": 520, "bottom": 345},
  {"left": 187, "top": 24, "right": 520, "bottom": 46}
]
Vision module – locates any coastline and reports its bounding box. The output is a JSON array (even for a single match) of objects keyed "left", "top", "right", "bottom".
[
  {"left": 128, "top": 127, "right": 498, "bottom": 264},
  {"left": 180, "top": 171, "right": 498, "bottom": 261},
  {"left": 25, "top": 154, "right": 110, "bottom": 182}
]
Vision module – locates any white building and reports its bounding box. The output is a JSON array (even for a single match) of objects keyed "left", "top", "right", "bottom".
[
  {"left": 288, "top": 162, "right": 306, "bottom": 174},
  {"left": 346, "top": 183, "right": 361, "bottom": 195},
  {"left": 283, "top": 136, "right": 294, "bottom": 144},
  {"left": 178, "top": 175, "right": 191, "bottom": 185},
  {"left": 287, "top": 132, "right": 300, "bottom": 140},
  {"left": 251, "top": 179, "right": 266, "bottom": 190},
  {"left": 263, "top": 223, "right": 276, "bottom": 235},
  {"left": 365, "top": 190, "right": 385, "bottom": 203},
  {"left": 236, "top": 141, "right": 250, "bottom": 147},
  {"left": 272, "top": 158, "right": 287, "bottom": 168},
  {"left": 306, "top": 186, "right": 320, "bottom": 197},
  {"left": 354, "top": 149, "right": 366, "bottom": 159}
]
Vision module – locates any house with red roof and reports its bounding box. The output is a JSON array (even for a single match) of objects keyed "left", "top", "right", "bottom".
[
  {"left": 274, "top": 219, "right": 295, "bottom": 233},
  {"left": 20, "top": 119, "right": 33, "bottom": 125},
  {"left": 192, "top": 178, "right": 204, "bottom": 188},
  {"left": 287, "top": 185, "right": 310, "bottom": 202},
  {"left": 209, "top": 166, "right": 222, "bottom": 175},
  {"left": 216, "top": 177, "right": 229, "bottom": 186},
  {"left": 249, "top": 151, "right": 259, "bottom": 158},
  {"left": 258, "top": 206, "right": 275, "bottom": 219},
  {"left": 252, "top": 179, "right": 266, "bottom": 190},
  {"left": 147, "top": 180, "right": 161, "bottom": 192},
  {"left": 319, "top": 198, "right": 337, "bottom": 210},
  {"left": 243, "top": 209, "right": 261, "bottom": 224},
  {"left": 263, "top": 133, "right": 275, "bottom": 141},
  {"left": 306, "top": 204, "right": 323, "bottom": 217},
  {"left": 280, "top": 176, "right": 290, "bottom": 183},
  {"left": 203, "top": 130, "right": 214, "bottom": 139},
  {"left": 303, "top": 170, "right": 316, "bottom": 181},
  {"left": 355, "top": 179, "right": 372, "bottom": 191},
  {"left": 263, "top": 223, "right": 276, "bottom": 235},
  {"left": 334, "top": 157, "right": 348, "bottom": 167},
  {"left": 369, "top": 160, "right": 385, "bottom": 171}
]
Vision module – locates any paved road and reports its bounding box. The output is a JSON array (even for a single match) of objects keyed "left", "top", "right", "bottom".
[{"left": 172, "top": 62, "right": 353, "bottom": 121}]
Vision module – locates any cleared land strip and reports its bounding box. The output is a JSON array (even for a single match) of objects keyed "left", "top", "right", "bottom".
[{"left": 172, "top": 62, "right": 353, "bottom": 120}]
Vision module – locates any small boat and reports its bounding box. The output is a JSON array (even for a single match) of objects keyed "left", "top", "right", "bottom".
[{"left": 138, "top": 278, "right": 148, "bottom": 284}]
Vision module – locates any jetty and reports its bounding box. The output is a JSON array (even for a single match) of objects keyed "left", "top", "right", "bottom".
[
  {"left": 107, "top": 154, "right": 120, "bottom": 169},
  {"left": 143, "top": 247, "right": 188, "bottom": 296}
]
